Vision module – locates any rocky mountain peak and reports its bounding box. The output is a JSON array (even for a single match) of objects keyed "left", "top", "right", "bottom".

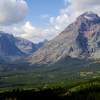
[
  {"left": 28, "top": 12, "right": 100, "bottom": 65},
  {"left": 77, "top": 12, "right": 100, "bottom": 24}
]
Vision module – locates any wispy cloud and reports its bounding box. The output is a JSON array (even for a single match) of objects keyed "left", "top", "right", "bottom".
[{"left": 0, "top": 0, "right": 28, "bottom": 25}]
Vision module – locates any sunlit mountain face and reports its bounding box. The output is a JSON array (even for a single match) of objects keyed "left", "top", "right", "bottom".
[{"left": 28, "top": 12, "right": 100, "bottom": 65}]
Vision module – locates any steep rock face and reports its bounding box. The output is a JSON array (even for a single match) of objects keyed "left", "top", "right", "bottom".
[
  {"left": 15, "top": 37, "right": 39, "bottom": 55},
  {"left": 28, "top": 12, "right": 100, "bottom": 64}
]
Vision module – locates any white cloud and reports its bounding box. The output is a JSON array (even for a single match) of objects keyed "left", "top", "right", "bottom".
[
  {"left": 49, "top": 13, "right": 69, "bottom": 32},
  {"left": 15, "top": 22, "right": 59, "bottom": 43},
  {"left": 0, "top": 21, "right": 57, "bottom": 43},
  {"left": 0, "top": 0, "right": 28, "bottom": 25},
  {"left": 11, "top": 22, "right": 50, "bottom": 43},
  {"left": 69, "top": 0, "right": 100, "bottom": 16},
  {"left": 71, "top": 0, "right": 100, "bottom": 8}
]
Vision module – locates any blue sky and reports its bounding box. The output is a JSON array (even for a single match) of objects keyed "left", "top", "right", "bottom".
[{"left": 26, "top": 0, "right": 64, "bottom": 27}]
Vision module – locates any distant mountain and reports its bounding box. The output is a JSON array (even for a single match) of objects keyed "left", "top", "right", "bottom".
[
  {"left": 0, "top": 32, "right": 24, "bottom": 62},
  {"left": 15, "top": 37, "right": 44, "bottom": 55},
  {"left": 0, "top": 32, "right": 44, "bottom": 62},
  {"left": 28, "top": 12, "right": 100, "bottom": 64}
]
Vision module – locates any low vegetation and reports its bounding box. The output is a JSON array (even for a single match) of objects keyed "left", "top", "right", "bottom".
[{"left": 0, "top": 79, "right": 100, "bottom": 100}]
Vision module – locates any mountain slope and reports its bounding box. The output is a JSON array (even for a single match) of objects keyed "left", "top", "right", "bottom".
[
  {"left": 0, "top": 32, "right": 25, "bottom": 61},
  {"left": 28, "top": 12, "right": 100, "bottom": 64}
]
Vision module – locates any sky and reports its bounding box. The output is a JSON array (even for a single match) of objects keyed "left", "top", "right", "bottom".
[
  {"left": 0, "top": 0, "right": 100, "bottom": 43},
  {"left": 26, "top": 0, "right": 64, "bottom": 27}
]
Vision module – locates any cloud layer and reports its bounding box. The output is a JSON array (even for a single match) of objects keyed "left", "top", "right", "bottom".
[
  {"left": 69, "top": 0, "right": 100, "bottom": 15},
  {"left": 0, "top": 0, "right": 28, "bottom": 25}
]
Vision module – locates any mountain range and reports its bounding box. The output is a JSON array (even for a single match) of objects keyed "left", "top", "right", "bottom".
[
  {"left": 0, "top": 32, "right": 44, "bottom": 62},
  {"left": 0, "top": 12, "right": 100, "bottom": 65}
]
